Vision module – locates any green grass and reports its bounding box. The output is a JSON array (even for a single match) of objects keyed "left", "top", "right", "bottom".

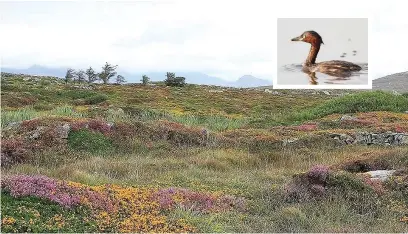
[
  {"left": 285, "top": 91, "right": 408, "bottom": 124},
  {"left": 1, "top": 105, "right": 83, "bottom": 128},
  {"left": 1, "top": 107, "right": 38, "bottom": 128},
  {"left": 170, "top": 114, "right": 249, "bottom": 132},
  {"left": 84, "top": 94, "right": 108, "bottom": 105},
  {"left": 67, "top": 129, "right": 113, "bottom": 154}
]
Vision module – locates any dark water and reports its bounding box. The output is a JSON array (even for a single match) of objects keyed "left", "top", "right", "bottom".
[{"left": 277, "top": 63, "right": 369, "bottom": 86}]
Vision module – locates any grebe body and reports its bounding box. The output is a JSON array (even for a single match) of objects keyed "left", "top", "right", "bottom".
[{"left": 291, "top": 31, "right": 362, "bottom": 75}]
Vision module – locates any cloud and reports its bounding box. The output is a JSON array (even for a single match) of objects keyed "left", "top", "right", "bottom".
[{"left": 1, "top": 0, "right": 408, "bottom": 80}]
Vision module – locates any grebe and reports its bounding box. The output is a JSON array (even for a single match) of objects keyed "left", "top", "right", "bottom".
[{"left": 291, "top": 31, "right": 362, "bottom": 76}]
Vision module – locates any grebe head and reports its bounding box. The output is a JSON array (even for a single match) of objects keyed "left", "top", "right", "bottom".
[{"left": 291, "top": 31, "right": 324, "bottom": 46}]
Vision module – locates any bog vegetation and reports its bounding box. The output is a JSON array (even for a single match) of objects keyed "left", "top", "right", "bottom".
[{"left": 1, "top": 73, "right": 408, "bottom": 232}]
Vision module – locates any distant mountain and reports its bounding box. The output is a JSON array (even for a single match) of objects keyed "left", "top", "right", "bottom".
[
  {"left": 1, "top": 65, "right": 272, "bottom": 88},
  {"left": 232, "top": 75, "right": 272, "bottom": 88},
  {"left": 373, "top": 72, "right": 408, "bottom": 92},
  {"left": 1, "top": 65, "right": 68, "bottom": 78}
]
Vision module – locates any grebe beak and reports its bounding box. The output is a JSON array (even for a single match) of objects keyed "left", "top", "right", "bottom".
[{"left": 291, "top": 36, "right": 302, "bottom": 41}]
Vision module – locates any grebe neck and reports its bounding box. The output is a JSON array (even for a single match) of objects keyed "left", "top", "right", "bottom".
[{"left": 306, "top": 44, "right": 320, "bottom": 65}]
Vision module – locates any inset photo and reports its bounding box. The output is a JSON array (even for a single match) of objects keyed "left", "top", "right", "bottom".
[{"left": 275, "top": 18, "right": 369, "bottom": 89}]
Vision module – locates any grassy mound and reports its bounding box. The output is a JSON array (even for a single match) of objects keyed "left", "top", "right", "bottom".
[
  {"left": 68, "top": 129, "right": 113, "bottom": 153},
  {"left": 288, "top": 91, "right": 408, "bottom": 123}
]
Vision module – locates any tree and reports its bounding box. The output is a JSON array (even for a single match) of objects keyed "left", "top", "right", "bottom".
[
  {"left": 165, "top": 72, "right": 185, "bottom": 87},
  {"left": 85, "top": 67, "right": 98, "bottom": 83},
  {"left": 166, "top": 72, "right": 175, "bottom": 80},
  {"left": 65, "top": 68, "right": 75, "bottom": 83},
  {"left": 141, "top": 75, "right": 150, "bottom": 85},
  {"left": 99, "top": 62, "right": 118, "bottom": 84},
  {"left": 116, "top": 74, "right": 126, "bottom": 84},
  {"left": 75, "top": 70, "right": 86, "bottom": 83}
]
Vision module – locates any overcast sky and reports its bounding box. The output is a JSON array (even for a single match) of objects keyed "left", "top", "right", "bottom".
[{"left": 1, "top": 0, "right": 407, "bottom": 81}]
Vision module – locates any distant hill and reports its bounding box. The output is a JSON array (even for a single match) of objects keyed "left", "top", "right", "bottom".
[
  {"left": 232, "top": 75, "right": 272, "bottom": 88},
  {"left": 1, "top": 65, "right": 67, "bottom": 78},
  {"left": 1, "top": 66, "right": 272, "bottom": 88},
  {"left": 373, "top": 72, "right": 408, "bottom": 92}
]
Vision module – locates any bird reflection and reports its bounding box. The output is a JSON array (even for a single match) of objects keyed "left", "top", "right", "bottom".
[{"left": 302, "top": 68, "right": 355, "bottom": 85}]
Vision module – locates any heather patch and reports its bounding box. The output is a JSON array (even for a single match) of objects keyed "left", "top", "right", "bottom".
[{"left": 1, "top": 174, "right": 247, "bottom": 233}]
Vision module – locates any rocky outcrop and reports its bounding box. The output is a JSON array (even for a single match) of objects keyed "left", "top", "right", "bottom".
[
  {"left": 330, "top": 132, "right": 408, "bottom": 146},
  {"left": 361, "top": 170, "right": 396, "bottom": 182},
  {"left": 355, "top": 132, "right": 408, "bottom": 145}
]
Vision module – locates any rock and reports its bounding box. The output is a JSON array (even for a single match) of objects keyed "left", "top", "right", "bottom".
[
  {"left": 329, "top": 133, "right": 355, "bottom": 144},
  {"left": 107, "top": 122, "right": 115, "bottom": 129},
  {"left": 340, "top": 115, "right": 357, "bottom": 122},
  {"left": 322, "top": 91, "right": 330, "bottom": 95},
  {"left": 282, "top": 138, "right": 299, "bottom": 147},
  {"left": 29, "top": 127, "right": 44, "bottom": 139},
  {"left": 392, "top": 90, "right": 401, "bottom": 95},
  {"left": 4, "top": 121, "right": 21, "bottom": 130},
  {"left": 264, "top": 89, "right": 272, "bottom": 93},
  {"left": 55, "top": 123, "right": 71, "bottom": 139},
  {"left": 209, "top": 89, "right": 223, "bottom": 93},
  {"left": 272, "top": 91, "right": 280, "bottom": 95},
  {"left": 362, "top": 170, "right": 396, "bottom": 181},
  {"left": 355, "top": 132, "right": 408, "bottom": 146},
  {"left": 387, "top": 133, "right": 408, "bottom": 145}
]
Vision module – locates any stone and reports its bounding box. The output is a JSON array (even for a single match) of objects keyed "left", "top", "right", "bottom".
[
  {"left": 392, "top": 90, "right": 401, "bottom": 95},
  {"left": 362, "top": 170, "right": 396, "bottom": 182},
  {"left": 355, "top": 132, "right": 408, "bottom": 146},
  {"left": 209, "top": 89, "right": 223, "bottom": 93},
  {"left": 340, "top": 115, "right": 357, "bottom": 122},
  {"left": 322, "top": 91, "right": 330, "bottom": 95},
  {"left": 29, "top": 126, "right": 45, "bottom": 139},
  {"left": 55, "top": 123, "right": 71, "bottom": 139},
  {"left": 329, "top": 133, "right": 355, "bottom": 145},
  {"left": 4, "top": 121, "right": 21, "bottom": 130},
  {"left": 264, "top": 89, "right": 272, "bottom": 93},
  {"left": 282, "top": 138, "right": 299, "bottom": 147}
]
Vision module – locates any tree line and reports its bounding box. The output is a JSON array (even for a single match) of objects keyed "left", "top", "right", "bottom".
[
  {"left": 65, "top": 62, "right": 186, "bottom": 87},
  {"left": 65, "top": 62, "right": 125, "bottom": 85}
]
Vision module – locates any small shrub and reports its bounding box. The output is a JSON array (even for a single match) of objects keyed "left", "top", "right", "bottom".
[
  {"left": 285, "top": 166, "right": 330, "bottom": 202},
  {"left": 84, "top": 94, "right": 108, "bottom": 105},
  {"left": 39, "top": 79, "right": 51, "bottom": 86},
  {"left": 307, "top": 165, "right": 330, "bottom": 185},
  {"left": 1, "top": 175, "right": 81, "bottom": 208},
  {"left": 67, "top": 129, "right": 113, "bottom": 153},
  {"left": 88, "top": 119, "right": 112, "bottom": 135},
  {"left": 0, "top": 138, "right": 30, "bottom": 167}
]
